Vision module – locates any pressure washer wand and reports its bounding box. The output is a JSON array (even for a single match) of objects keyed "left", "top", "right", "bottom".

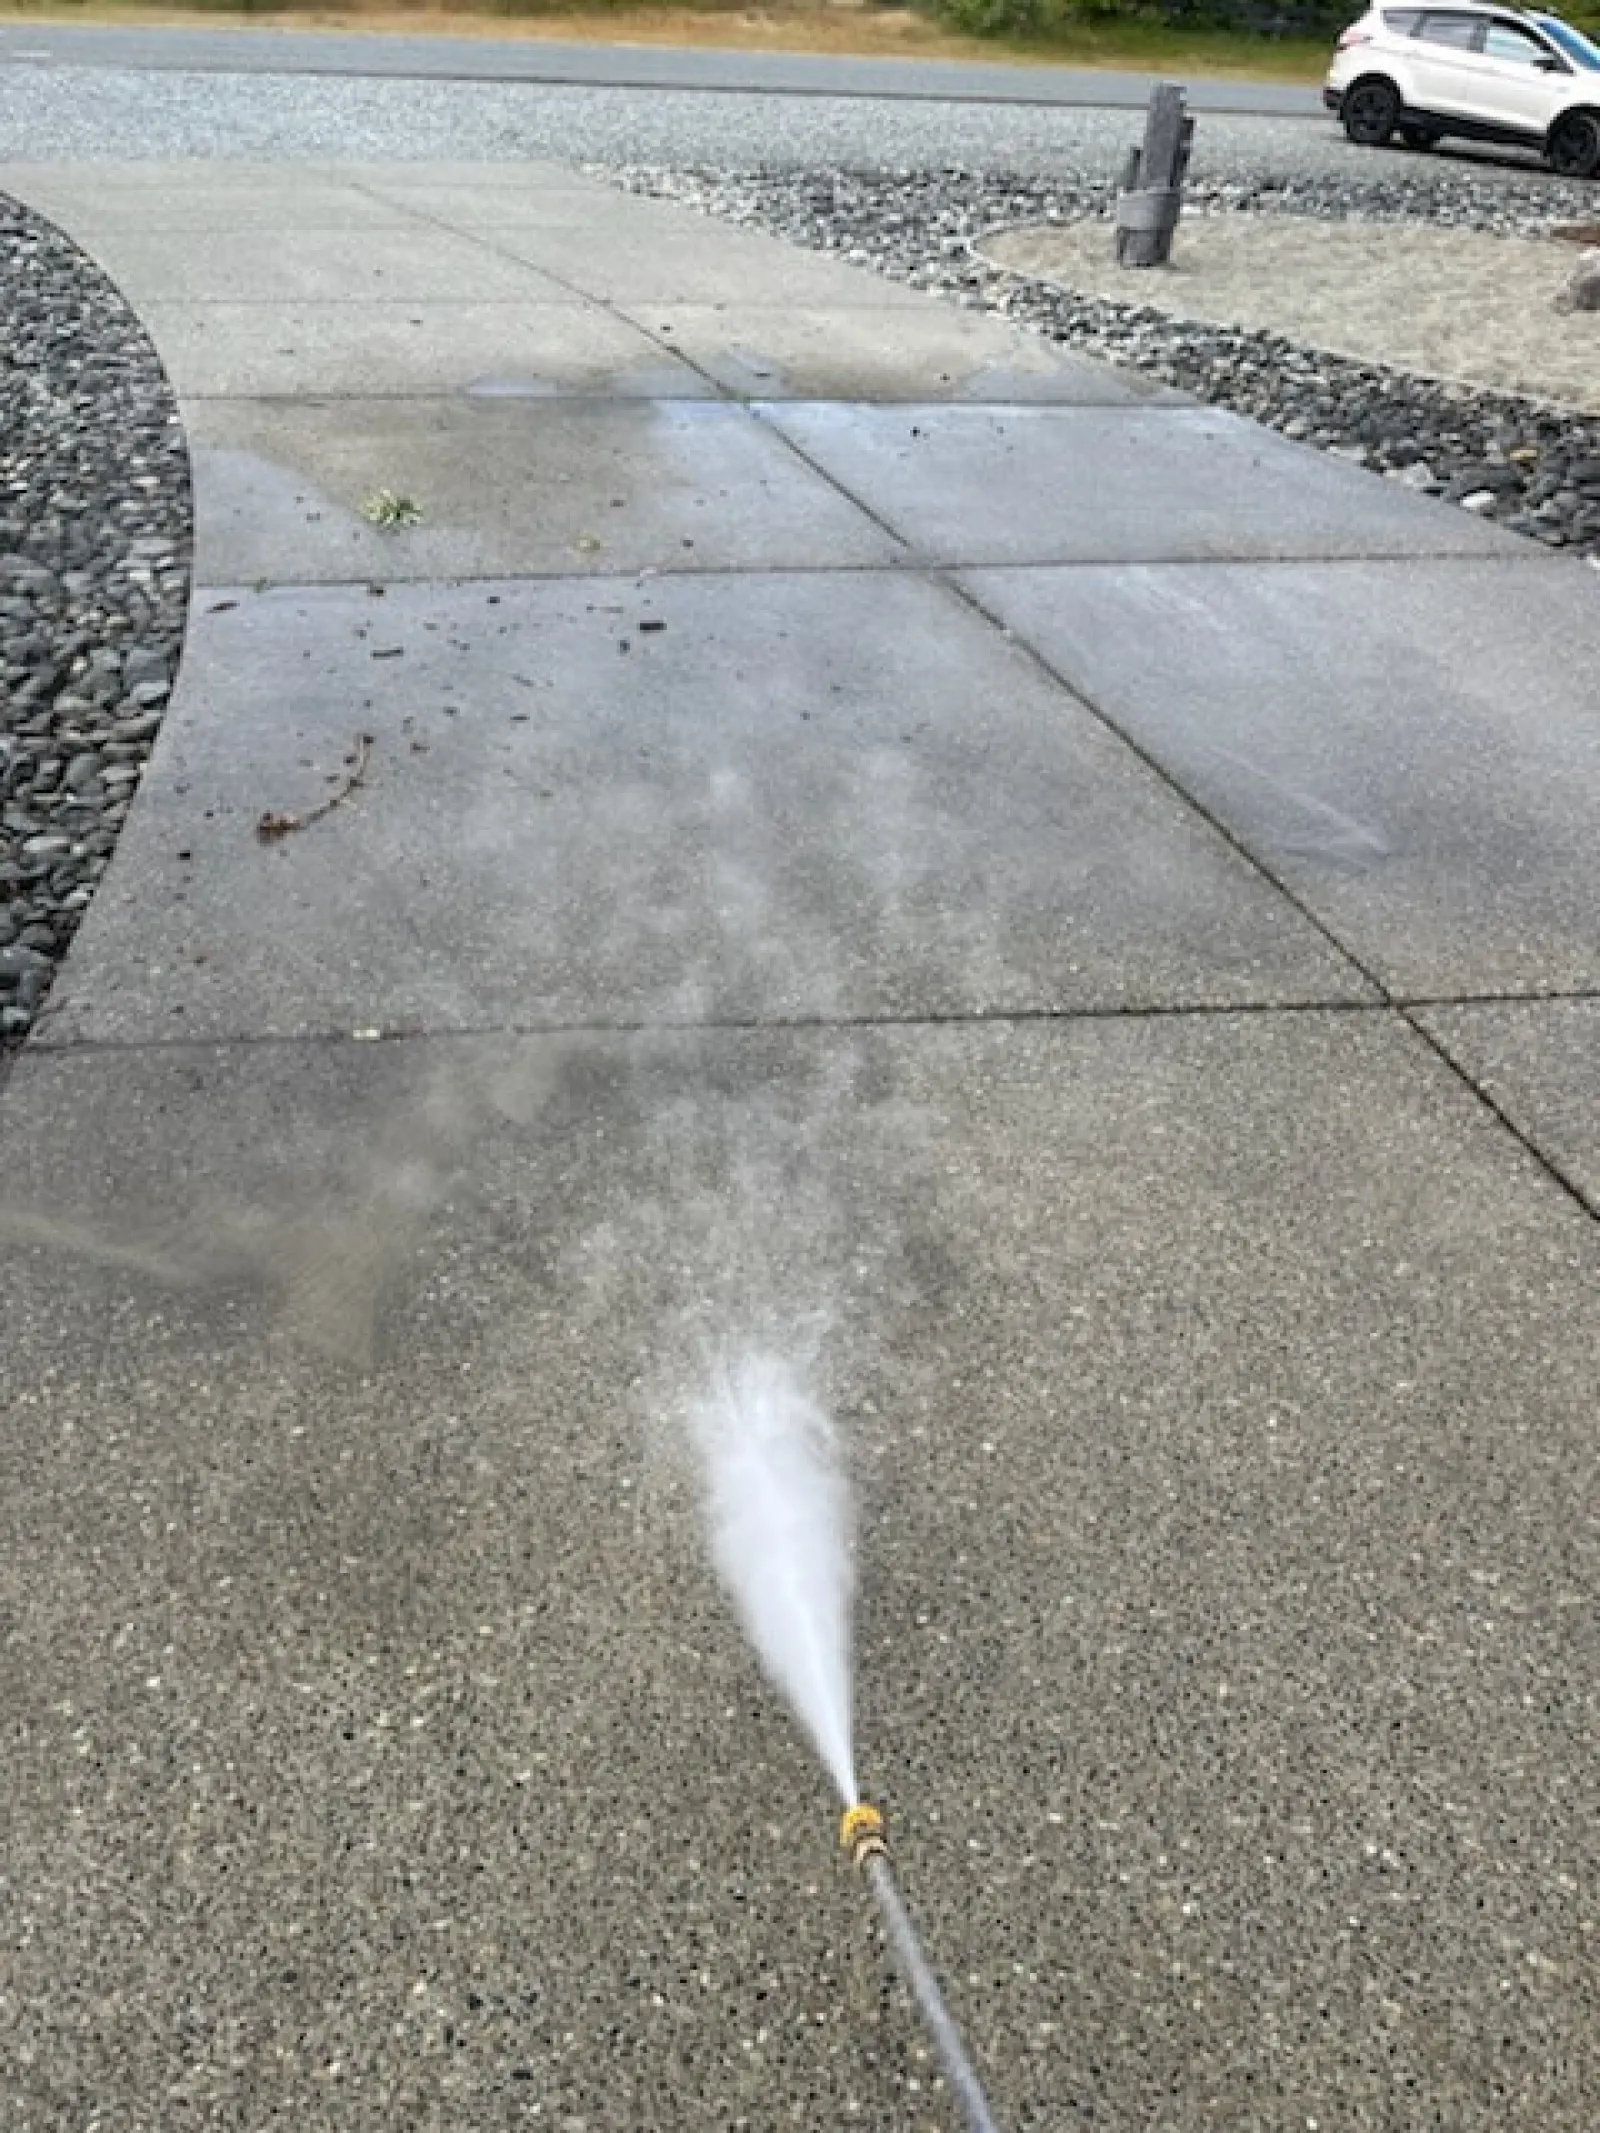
[{"left": 841, "top": 1804, "right": 1003, "bottom": 2133}]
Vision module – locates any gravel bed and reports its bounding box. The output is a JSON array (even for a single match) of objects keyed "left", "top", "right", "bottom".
[
  {"left": 0, "top": 58, "right": 1581, "bottom": 188},
  {"left": 609, "top": 163, "right": 1600, "bottom": 565},
  {"left": 0, "top": 66, "right": 1261, "bottom": 172},
  {"left": 0, "top": 193, "right": 190, "bottom": 1057}
]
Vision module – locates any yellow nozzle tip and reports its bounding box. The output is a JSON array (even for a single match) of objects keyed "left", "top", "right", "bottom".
[{"left": 840, "top": 1802, "right": 887, "bottom": 1853}]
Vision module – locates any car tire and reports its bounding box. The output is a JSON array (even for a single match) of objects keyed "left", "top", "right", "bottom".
[
  {"left": 1547, "top": 109, "right": 1600, "bottom": 180},
  {"left": 1399, "top": 123, "right": 1439, "bottom": 151},
  {"left": 1342, "top": 77, "right": 1402, "bottom": 148}
]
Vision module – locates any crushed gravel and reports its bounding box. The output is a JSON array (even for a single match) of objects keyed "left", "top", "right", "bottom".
[
  {"left": 0, "top": 58, "right": 1580, "bottom": 187},
  {"left": 0, "top": 192, "right": 190, "bottom": 1056},
  {"left": 607, "top": 163, "right": 1600, "bottom": 568},
  {"left": 0, "top": 66, "right": 1307, "bottom": 173}
]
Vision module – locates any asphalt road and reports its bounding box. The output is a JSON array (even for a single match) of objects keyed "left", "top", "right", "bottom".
[{"left": 0, "top": 19, "right": 1324, "bottom": 114}]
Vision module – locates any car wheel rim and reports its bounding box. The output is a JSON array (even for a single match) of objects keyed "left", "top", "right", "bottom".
[
  {"left": 1348, "top": 88, "right": 1393, "bottom": 142},
  {"left": 1553, "top": 116, "right": 1599, "bottom": 175}
]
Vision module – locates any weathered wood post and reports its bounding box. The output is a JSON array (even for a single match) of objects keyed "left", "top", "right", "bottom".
[{"left": 1115, "top": 84, "right": 1194, "bottom": 269}]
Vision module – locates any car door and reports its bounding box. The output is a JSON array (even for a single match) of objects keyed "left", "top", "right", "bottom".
[
  {"left": 1472, "top": 17, "right": 1571, "bottom": 129},
  {"left": 1404, "top": 9, "right": 1489, "bottom": 118}
]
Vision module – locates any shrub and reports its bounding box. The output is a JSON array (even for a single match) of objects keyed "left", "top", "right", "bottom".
[{"left": 934, "top": 0, "right": 1051, "bottom": 32}]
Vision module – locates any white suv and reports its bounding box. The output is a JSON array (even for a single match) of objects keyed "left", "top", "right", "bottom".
[{"left": 1325, "top": 4, "right": 1600, "bottom": 175}]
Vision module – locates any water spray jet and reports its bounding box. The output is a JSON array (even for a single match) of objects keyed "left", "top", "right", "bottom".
[{"left": 690, "top": 1353, "right": 1006, "bottom": 2132}]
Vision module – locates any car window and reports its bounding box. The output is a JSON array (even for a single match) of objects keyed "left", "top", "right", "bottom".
[
  {"left": 1483, "top": 19, "right": 1555, "bottom": 61},
  {"left": 1381, "top": 7, "right": 1422, "bottom": 27},
  {"left": 1535, "top": 15, "right": 1600, "bottom": 66},
  {"left": 1415, "top": 11, "right": 1485, "bottom": 45}
]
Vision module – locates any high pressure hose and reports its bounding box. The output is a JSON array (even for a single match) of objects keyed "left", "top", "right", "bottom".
[{"left": 841, "top": 1804, "right": 1003, "bottom": 2133}]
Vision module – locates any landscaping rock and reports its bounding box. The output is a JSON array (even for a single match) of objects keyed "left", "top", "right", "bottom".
[
  {"left": 1554, "top": 246, "right": 1600, "bottom": 314},
  {"left": 0, "top": 190, "right": 190, "bottom": 1055}
]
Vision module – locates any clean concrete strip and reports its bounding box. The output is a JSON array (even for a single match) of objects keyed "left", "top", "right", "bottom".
[
  {"left": 760, "top": 401, "right": 1529, "bottom": 566},
  {"left": 0, "top": 157, "right": 613, "bottom": 228},
  {"left": 85, "top": 223, "right": 580, "bottom": 306},
  {"left": 33, "top": 572, "right": 1370, "bottom": 1047},
  {"left": 962, "top": 555, "right": 1600, "bottom": 998},
  {"left": 141, "top": 299, "right": 717, "bottom": 401},
  {"left": 458, "top": 215, "right": 945, "bottom": 309},
  {"left": 605, "top": 300, "right": 1170, "bottom": 405},
  {"left": 0, "top": 159, "right": 432, "bottom": 230}
]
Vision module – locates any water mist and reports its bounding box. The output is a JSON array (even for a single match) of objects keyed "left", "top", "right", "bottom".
[{"left": 689, "top": 1348, "right": 857, "bottom": 1806}]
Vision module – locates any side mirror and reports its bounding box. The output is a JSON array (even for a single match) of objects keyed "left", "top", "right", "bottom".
[{"left": 1535, "top": 52, "right": 1568, "bottom": 72}]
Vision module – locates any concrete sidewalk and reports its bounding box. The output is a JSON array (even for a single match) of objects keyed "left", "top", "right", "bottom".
[{"left": 1, "top": 160, "right": 1597, "bottom": 2131}]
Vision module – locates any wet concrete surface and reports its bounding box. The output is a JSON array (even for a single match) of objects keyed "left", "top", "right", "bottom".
[{"left": 183, "top": 396, "right": 904, "bottom": 582}]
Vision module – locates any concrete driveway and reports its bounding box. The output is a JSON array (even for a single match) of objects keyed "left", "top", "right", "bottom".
[{"left": 1, "top": 160, "right": 1596, "bottom": 2130}]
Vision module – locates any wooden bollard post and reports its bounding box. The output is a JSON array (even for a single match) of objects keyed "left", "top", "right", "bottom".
[{"left": 1115, "top": 84, "right": 1194, "bottom": 269}]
